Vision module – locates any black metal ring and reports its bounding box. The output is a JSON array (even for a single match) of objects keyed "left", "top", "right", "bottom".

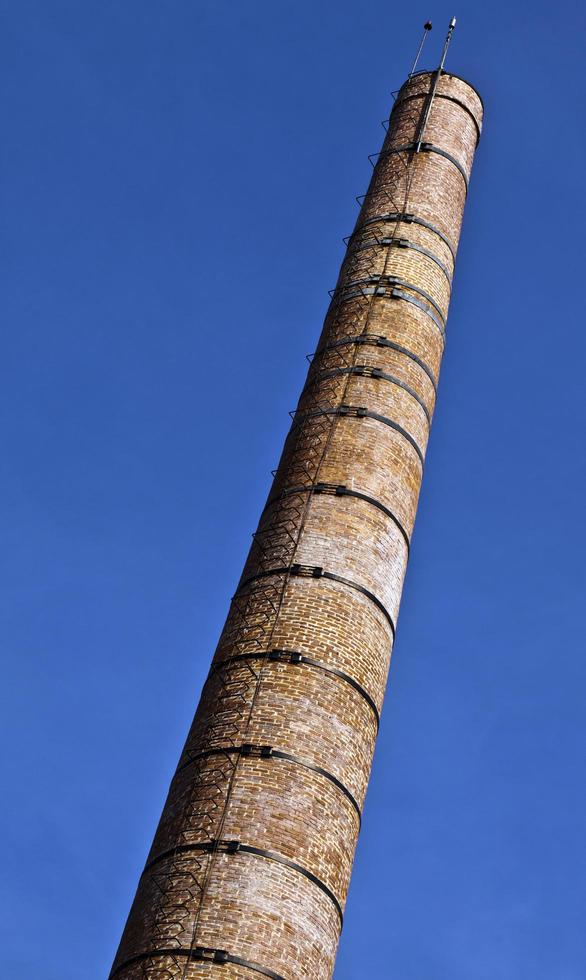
[
  {"left": 330, "top": 280, "right": 445, "bottom": 339},
  {"left": 348, "top": 235, "right": 452, "bottom": 285},
  {"left": 419, "top": 141, "right": 469, "bottom": 187},
  {"left": 358, "top": 210, "right": 456, "bottom": 262},
  {"left": 390, "top": 285, "right": 446, "bottom": 337},
  {"left": 312, "top": 333, "right": 438, "bottom": 392},
  {"left": 290, "top": 406, "right": 425, "bottom": 467},
  {"left": 335, "top": 274, "right": 446, "bottom": 326},
  {"left": 305, "top": 364, "right": 431, "bottom": 424},
  {"left": 272, "top": 750, "right": 360, "bottom": 819},
  {"left": 235, "top": 564, "right": 396, "bottom": 637},
  {"left": 264, "top": 483, "right": 410, "bottom": 554},
  {"left": 175, "top": 741, "right": 363, "bottom": 820},
  {"left": 373, "top": 141, "right": 469, "bottom": 189},
  {"left": 212, "top": 646, "right": 382, "bottom": 727},
  {"left": 143, "top": 840, "right": 344, "bottom": 930},
  {"left": 391, "top": 90, "right": 481, "bottom": 145},
  {"left": 402, "top": 68, "right": 485, "bottom": 113},
  {"left": 110, "top": 947, "right": 286, "bottom": 980}
]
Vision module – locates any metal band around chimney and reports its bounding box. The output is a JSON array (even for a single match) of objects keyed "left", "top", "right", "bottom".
[
  {"left": 142, "top": 841, "right": 344, "bottom": 930},
  {"left": 211, "top": 647, "right": 381, "bottom": 728},
  {"left": 110, "top": 947, "right": 286, "bottom": 980},
  {"left": 392, "top": 90, "right": 481, "bottom": 144},
  {"left": 329, "top": 284, "right": 445, "bottom": 339},
  {"left": 373, "top": 141, "right": 469, "bottom": 189},
  {"left": 389, "top": 286, "right": 446, "bottom": 337},
  {"left": 263, "top": 483, "right": 410, "bottom": 554},
  {"left": 312, "top": 333, "right": 438, "bottom": 392},
  {"left": 175, "top": 742, "right": 363, "bottom": 820},
  {"left": 335, "top": 274, "right": 446, "bottom": 326},
  {"left": 306, "top": 364, "right": 431, "bottom": 423},
  {"left": 403, "top": 68, "right": 485, "bottom": 112},
  {"left": 235, "top": 564, "right": 396, "bottom": 637},
  {"left": 356, "top": 210, "right": 457, "bottom": 262},
  {"left": 331, "top": 277, "right": 446, "bottom": 338},
  {"left": 290, "top": 406, "right": 425, "bottom": 467},
  {"left": 349, "top": 236, "right": 453, "bottom": 285}
]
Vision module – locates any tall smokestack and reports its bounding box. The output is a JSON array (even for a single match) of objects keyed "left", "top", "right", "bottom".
[{"left": 110, "top": 46, "right": 483, "bottom": 980}]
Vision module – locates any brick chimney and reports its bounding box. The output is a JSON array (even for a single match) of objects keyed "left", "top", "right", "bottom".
[{"left": 110, "top": 65, "right": 482, "bottom": 980}]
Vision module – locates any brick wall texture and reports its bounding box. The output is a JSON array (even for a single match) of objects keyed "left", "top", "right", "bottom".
[{"left": 110, "top": 69, "right": 483, "bottom": 980}]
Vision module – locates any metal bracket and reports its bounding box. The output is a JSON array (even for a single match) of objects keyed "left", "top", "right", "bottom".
[
  {"left": 241, "top": 743, "right": 273, "bottom": 758},
  {"left": 290, "top": 563, "right": 323, "bottom": 578},
  {"left": 193, "top": 946, "right": 230, "bottom": 963}
]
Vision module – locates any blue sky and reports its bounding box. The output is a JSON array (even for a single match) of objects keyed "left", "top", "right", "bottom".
[{"left": 2, "top": 1, "right": 586, "bottom": 977}]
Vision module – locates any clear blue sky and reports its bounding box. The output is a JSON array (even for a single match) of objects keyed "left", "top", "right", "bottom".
[{"left": 2, "top": 1, "right": 585, "bottom": 977}]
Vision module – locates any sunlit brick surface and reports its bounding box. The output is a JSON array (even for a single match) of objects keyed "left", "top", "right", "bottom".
[{"left": 111, "top": 69, "right": 482, "bottom": 980}]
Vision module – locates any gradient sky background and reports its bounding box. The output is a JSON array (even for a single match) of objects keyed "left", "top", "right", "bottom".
[{"left": 2, "top": 1, "right": 586, "bottom": 977}]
